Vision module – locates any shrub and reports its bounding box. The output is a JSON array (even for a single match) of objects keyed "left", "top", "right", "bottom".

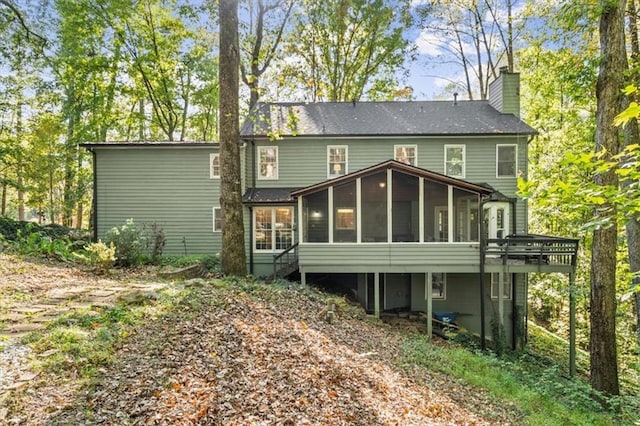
[
  {"left": 15, "top": 228, "right": 75, "bottom": 262},
  {"left": 105, "top": 219, "right": 146, "bottom": 267},
  {"left": 144, "top": 221, "right": 166, "bottom": 261},
  {"left": 75, "top": 241, "right": 116, "bottom": 274}
]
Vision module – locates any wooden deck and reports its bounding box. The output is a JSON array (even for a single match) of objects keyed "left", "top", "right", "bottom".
[{"left": 483, "top": 234, "right": 579, "bottom": 273}]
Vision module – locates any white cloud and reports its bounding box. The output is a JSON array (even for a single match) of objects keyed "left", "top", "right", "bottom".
[{"left": 414, "top": 29, "right": 448, "bottom": 56}]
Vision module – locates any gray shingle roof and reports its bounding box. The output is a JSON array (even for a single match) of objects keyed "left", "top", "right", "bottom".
[
  {"left": 243, "top": 187, "right": 300, "bottom": 204},
  {"left": 241, "top": 101, "right": 536, "bottom": 138}
]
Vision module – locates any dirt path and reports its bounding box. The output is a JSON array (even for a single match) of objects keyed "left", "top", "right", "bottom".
[{"left": 0, "top": 253, "right": 167, "bottom": 396}]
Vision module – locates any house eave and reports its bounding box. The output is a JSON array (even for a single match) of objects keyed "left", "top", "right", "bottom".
[{"left": 291, "top": 160, "right": 494, "bottom": 198}]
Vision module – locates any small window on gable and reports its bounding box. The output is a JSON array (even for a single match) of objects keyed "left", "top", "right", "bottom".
[
  {"left": 213, "top": 207, "right": 222, "bottom": 232},
  {"left": 210, "top": 153, "right": 220, "bottom": 179},
  {"left": 445, "top": 145, "right": 465, "bottom": 178},
  {"left": 432, "top": 272, "right": 446, "bottom": 299},
  {"left": 258, "top": 146, "right": 278, "bottom": 180},
  {"left": 394, "top": 145, "right": 417, "bottom": 166},
  {"left": 497, "top": 144, "right": 517, "bottom": 178},
  {"left": 328, "top": 145, "right": 347, "bottom": 178},
  {"left": 491, "top": 273, "right": 512, "bottom": 299}
]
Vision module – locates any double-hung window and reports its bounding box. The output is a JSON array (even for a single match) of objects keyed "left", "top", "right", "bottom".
[
  {"left": 254, "top": 207, "right": 294, "bottom": 251},
  {"left": 496, "top": 144, "right": 517, "bottom": 178},
  {"left": 491, "top": 273, "right": 512, "bottom": 299},
  {"left": 328, "top": 146, "right": 347, "bottom": 178},
  {"left": 210, "top": 153, "right": 220, "bottom": 179},
  {"left": 212, "top": 207, "right": 222, "bottom": 232},
  {"left": 394, "top": 145, "right": 417, "bottom": 166},
  {"left": 258, "top": 146, "right": 278, "bottom": 180},
  {"left": 444, "top": 145, "right": 465, "bottom": 178}
]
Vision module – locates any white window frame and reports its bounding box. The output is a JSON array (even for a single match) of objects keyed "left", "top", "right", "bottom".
[
  {"left": 491, "top": 273, "right": 512, "bottom": 300},
  {"left": 327, "top": 145, "right": 348, "bottom": 178},
  {"left": 444, "top": 144, "right": 465, "bottom": 178},
  {"left": 209, "top": 153, "right": 220, "bottom": 179},
  {"left": 394, "top": 144, "right": 417, "bottom": 166},
  {"left": 432, "top": 272, "right": 446, "bottom": 299},
  {"left": 496, "top": 144, "right": 518, "bottom": 178},
  {"left": 253, "top": 206, "right": 294, "bottom": 252},
  {"left": 258, "top": 146, "right": 279, "bottom": 180},
  {"left": 212, "top": 207, "right": 222, "bottom": 232}
]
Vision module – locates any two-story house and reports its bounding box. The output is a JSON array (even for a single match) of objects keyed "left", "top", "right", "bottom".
[{"left": 82, "top": 70, "right": 578, "bottom": 352}]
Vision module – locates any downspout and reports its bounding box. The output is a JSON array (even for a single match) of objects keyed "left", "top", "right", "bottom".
[
  {"left": 512, "top": 272, "right": 517, "bottom": 350},
  {"left": 479, "top": 196, "right": 487, "bottom": 350},
  {"left": 511, "top": 198, "right": 517, "bottom": 350},
  {"left": 248, "top": 205, "right": 254, "bottom": 275},
  {"left": 249, "top": 139, "right": 257, "bottom": 275},
  {"left": 90, "top": 147, "right": 98, "bottom": 242}
]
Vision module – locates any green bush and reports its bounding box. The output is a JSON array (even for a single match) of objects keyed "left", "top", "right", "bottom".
[
  {"left": 143, "top": 221, "right": 166, "bottom": 261},
  {"left": 75, "top": 241, "right": 116, "bottom": 274},
  {"left": 105, "top": 219, "right": 147, "bottom": 267},
  {"left": 15, "top": 228, "right": 76, "bottom": 262}
]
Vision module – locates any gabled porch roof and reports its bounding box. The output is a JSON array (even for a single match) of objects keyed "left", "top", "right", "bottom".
[{"left": 290, "top": 159, "right": 495, "bottom": 198}]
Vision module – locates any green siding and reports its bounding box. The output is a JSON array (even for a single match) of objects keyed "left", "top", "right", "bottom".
[
  {"left": 95, "top": 146, "right": 221, "bottom": 256},
  {"left": 299, "top": 243, "right": 481, "bottom": 273},
  {"left": 249, "top": 134, "right": 527, "bottom": 233}
]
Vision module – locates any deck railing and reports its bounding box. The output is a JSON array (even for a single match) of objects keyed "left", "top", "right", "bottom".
[
  {"left": 272, "top": 242, "right": 299, "bottom": 279},
  {"left": 483, "top": 234, "right": 579, "bottom": 267}
]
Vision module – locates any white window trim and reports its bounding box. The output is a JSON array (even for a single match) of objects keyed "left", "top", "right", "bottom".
[
  {"left": 491, "top": 273, "right": 513, "bottom": 300},
  {"left": 257, "top": 146, "right": 279, "bottom": 180},
  {"left": 209, "top": 153, "right": 220, "bottom": 179},
  {"left": 253, "top": 206, "right": 294, "bottom": 252},
  {"left": 432, "top": 272, "right": 447, "bottom": 300},
  {"left": 496, "top": 144, "right": 518, "bottom": 178},
  {"left": 212, "top": 207, "right": 222, "bottom": 232},
  {"left": 327, "top": 145, "right": 348, "bottom": 178},
  {"left": 394, "top": 144, "right": 417, "bottom": 166},
  {"left": 444, "top": 144, "right": 466, "bottom": 178}
]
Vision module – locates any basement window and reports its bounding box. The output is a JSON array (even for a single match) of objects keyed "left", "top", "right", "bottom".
[{"left": 491, "top": 273, "right": 512, "bottom": 300}]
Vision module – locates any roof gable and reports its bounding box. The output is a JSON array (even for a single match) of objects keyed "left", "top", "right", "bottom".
[
  {"left": 241, "top": 101, "right": 537, "bottom": 138},
  {"left": 291, "top": 160, "right": 494, "bottom": 198}
]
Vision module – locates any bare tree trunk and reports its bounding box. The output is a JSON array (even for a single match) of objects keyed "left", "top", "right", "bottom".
[
  {"left": 16, "top": 98, "right": 24, "bottom": 221},
  {"left": 626, "top": 0, "right": 640, "bottom": 350},
  {"left": 591, "top": 0, "right": 625, "bottom": 396},
  {"left": 1, "top": 180, "right": 6, "bottom": 216},
  {"left": 219, "top": 0, "right": 247, "bottom": 276}
]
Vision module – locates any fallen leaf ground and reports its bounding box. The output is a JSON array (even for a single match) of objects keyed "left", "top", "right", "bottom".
[{"left": 1, "top": 255, "right": 522, "bottom": 425}]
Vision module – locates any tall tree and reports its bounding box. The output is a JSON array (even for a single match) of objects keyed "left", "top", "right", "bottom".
[
  {"left": 416, "top": 0, "right": 523, "bottom": 99},
  {"left": 219, "top": 0, "right": 247, "bottom": 276},
  {"left": 286, "top": 0, "right": 413, "bottom": 101},
  {"left": 239, "top": 0, "right": 295, "bottom": 110},
  {"left": 591, "top": 0, "right": 625, "bottom": 396},
  {"left": 625, "top": 0, "right": 640, "bottom": 348}
]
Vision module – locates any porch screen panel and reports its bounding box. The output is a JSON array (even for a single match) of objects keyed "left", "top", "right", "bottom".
[
  {"left": 423, "top": 179, "right": 449, "bottom": 242},
  {"left": 303, "top": 190, "right": 328, "bottom": 242},
  {"left": 361, "top": 171, "right": 388, "bottom": 242},
  {"left": 333, "top": 181, "right": 357, "bottom": 242},
  {"left": 453, "top": 188, "right": 479, "bottom": 242},
  {"left": 392, "top": 171, "right": 419, "bottom": 242}
]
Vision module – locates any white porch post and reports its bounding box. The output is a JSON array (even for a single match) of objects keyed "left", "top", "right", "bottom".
[
  {"left": 374, "top": 272, "right": 380, "bottom": 318},
  {"left": 301, "top": 271, "right": 306, "bottom": 286},
  {"left": 426, "top": 272, "right": 432, "bottom": 338}
]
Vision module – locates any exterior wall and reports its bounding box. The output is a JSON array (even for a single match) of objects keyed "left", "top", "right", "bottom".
[
  {"left": 93, "top": 146, "right": 221, "bottom": 256},
  {"left": 250, "top": 135, "right": 528, "bottom": 233},
  {"left": 299, "top": 243, "right": 481, "bottom": 273},
  {"left": 488, "top": 72, "right": 521, "bottom": 118}
]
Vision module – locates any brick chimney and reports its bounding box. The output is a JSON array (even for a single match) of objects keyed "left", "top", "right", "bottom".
[{"left": 488, "top": 67, "right": 520, "bottom": 118}]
